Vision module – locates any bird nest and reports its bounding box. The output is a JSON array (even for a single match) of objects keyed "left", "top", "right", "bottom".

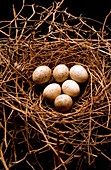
[{"left": 0, "top": 1, "right": 111, "bottom": 169}]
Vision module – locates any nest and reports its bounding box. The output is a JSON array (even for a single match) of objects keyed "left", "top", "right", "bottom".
[{"left": 0, "top": 0, "right": 111, "bottom": 169}]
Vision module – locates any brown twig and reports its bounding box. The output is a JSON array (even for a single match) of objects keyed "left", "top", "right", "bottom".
[{"left": 0, "top": 0, "right": 111, "bottom": 169}]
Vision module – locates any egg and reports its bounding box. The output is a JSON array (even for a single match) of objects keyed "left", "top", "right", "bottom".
[
  {"left": 70, "top": 65, "right": 88, "bottom": 83},
  {"left": 62, "top": 80, "right": 80, "bottom": 97},
  {"left": 43, "top": 83, "right": 61, "bottom": 102},
  {"left": 32, "top": 65, "right": 52, "bottom": 84},
  {"left": 53, "top": 64, "right": 69, "bottom": 82},
  {"left": 54, "top": 94, "right": 73, "bottom": 112}
]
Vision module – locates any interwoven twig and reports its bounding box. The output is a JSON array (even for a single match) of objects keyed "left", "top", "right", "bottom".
[{"left": 0, "top": 1, "right": 111, "bottom": 169}]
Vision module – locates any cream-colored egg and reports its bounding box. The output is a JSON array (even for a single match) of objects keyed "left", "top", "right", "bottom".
[
  {"left": 62, "top": 80, "right": 80, "bottom": 97},
  {"left": 54, "top": 94, "right": 73, "bottom": 112},
  {"left": 53, "top": 64, "right": 69, "bottom": 82},
  {"left": 70, "top": 65, "right": 88, "bottom": 83},
  {"left": 43, "top": 83, "right": 61, "bottom": 102},
  {"left": 32, "top": 66, "right": 51, "bottom": 84}
]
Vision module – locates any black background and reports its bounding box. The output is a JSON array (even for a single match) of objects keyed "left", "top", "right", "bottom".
[{"left": 0, "top": 0, "right": 111, "bottom": 23}]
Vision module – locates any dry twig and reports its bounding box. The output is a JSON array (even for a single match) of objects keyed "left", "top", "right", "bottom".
[{"left": 0, "top": 0, "right": 111, "bottom": 169}]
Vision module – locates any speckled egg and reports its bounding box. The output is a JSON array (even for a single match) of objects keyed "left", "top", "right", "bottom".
[
  {"left": 43, "top": 83, "right": 61, "bottom": 102},
  {"left": 32, "top": 66, "right": 52, "bottom": 84},
  {"left": 70, "top": 65, "right": 88, "bottom": 83},
  {"left": 53, "top": 64, "right": 69, "bottom": 82},
  {"left": 54, "top": 94, "right": 73, "bottom": 112},
  {"left": 62, "top": 80, "right": 80, "bottom": 97}
]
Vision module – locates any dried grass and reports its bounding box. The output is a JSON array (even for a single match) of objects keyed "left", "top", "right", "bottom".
[{"left": 0, "top": 0, "right": 111, "bottom": 169}]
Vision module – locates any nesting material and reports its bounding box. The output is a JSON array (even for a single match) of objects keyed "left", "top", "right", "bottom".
[
  {"left": 54, "top": 94, "right": 73, "bottom": 112},
  {"left": 62, "top": 79, "right": 80, "bottom": 97},
  {"left": 0, "top": 1, "right": 110, "bottom": 169},
  {"left": 70, "top": 65, "right": 88, "bottom": 83},
  {"left": 32, "top": 65, "right": 52, "bottom": 84},
  {"left": 53, "top": 64, "right": 69, "bottom": 82},
  {"left": 43, "top": 83, "right": 61, "bottom": 101}
]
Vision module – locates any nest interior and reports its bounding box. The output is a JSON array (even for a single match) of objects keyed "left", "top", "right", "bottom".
[{"left": 0, "top": 1, "right": 111, "bottom": 169}]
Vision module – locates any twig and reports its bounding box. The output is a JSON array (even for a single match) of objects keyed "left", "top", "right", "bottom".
[{"left": 0, "top": 142, "right": 9, "bottom": 170}]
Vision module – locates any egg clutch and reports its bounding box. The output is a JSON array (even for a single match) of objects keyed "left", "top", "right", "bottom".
[{"left": 32, "top": 64, "right": 88, "bottom": 112}]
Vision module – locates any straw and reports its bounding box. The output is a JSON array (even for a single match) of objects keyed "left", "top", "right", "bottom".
[{"left": 0, "top": 0, "right": 111, "bottom": 169}]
